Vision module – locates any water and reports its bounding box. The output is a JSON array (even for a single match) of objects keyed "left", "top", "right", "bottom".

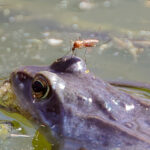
[{"left": 0, "top": 0, "right": 150, "bottom": 149}]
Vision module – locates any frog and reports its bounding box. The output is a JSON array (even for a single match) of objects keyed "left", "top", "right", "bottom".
[{"left": 10, "top": 55, "right": 150, "bottom": 150}]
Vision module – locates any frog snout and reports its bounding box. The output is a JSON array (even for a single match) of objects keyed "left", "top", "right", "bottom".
[
  {"left": 11, "top": 71, "right": 26, "bottom": 86},
  {"left": 10, "top": 71, "right": 33, "bottom": 93}
]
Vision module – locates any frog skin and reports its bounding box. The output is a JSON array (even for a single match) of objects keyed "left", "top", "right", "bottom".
[{"left": 10, "top": 56, "right": 150, "bottom": 150}]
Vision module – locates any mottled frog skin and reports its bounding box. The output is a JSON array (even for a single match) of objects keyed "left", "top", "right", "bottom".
[{"left": 10, "top": 56, "right": 150, "bottom": 150}]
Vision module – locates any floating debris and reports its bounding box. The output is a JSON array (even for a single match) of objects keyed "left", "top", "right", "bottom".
[
  {"left": 47, "top": 38, "right": 63, "bottom": 46},
  {"left": 99, "top": 42, "right": 112, "bottom": 54},
  {"left": 112, "top": 37, "right": 144, "bottom": 60},
  {"left": 0, "top": 123, "right": 11, "bottom": 140},
  {"left": 10, "top": 134, "right": 31, "bottom": 138},
  {"left": 133, "top": 40, "right": 150, "bottom": 48},
  {"left": 79, "top": 1, "right": 94, "bottom": 10},
  {"left": 97, "top": 34, "right": 148, "bottom": 61}
]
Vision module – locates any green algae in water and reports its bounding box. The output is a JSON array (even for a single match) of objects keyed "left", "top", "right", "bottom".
[
  {"left": 0, "top": 123, "right": 12, "bottom": 140},
  {"left": 32, "top": 130, "right": 52, "bottom": 150},
  {"left": 0, "top": 81, "right": 20, "bottom": 112},
  {"left": 0, "top": 110, "right": 52, "bottom": 150}
]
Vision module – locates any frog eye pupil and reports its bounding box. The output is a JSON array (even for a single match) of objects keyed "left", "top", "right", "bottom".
[{"left": 32, "top": 81, "right": 46, "bottom": 93}]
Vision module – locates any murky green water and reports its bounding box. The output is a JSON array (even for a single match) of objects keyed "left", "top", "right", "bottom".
[{"left": 0, "top": 0, "right": 150, "bottom": 149}]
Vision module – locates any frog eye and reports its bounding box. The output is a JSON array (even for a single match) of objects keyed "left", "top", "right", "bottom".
[{"left": 32, "top": 75, "right": 51, "bottom": 100}]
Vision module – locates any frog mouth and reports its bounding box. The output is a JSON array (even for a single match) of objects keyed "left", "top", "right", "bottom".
[{"left": 0, "top": 79, "right": 33, "bottom": 120}]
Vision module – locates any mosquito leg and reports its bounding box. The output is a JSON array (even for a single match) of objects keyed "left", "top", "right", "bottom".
[{"left": 84, "top": 48, "right": 87, "bottom": 64}]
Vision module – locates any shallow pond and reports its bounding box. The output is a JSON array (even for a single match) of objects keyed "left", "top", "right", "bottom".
[{"left": 0, "top": 0, "right": 150, "bottom": 149}]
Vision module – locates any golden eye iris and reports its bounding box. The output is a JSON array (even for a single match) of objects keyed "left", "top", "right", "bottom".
[{"left": 32, "top": 76, "right": 50, "bottom": 100}]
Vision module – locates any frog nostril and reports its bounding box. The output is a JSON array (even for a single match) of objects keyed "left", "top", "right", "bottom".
[{"left": 16, "top": 72, "right": 28, "bottom": 82}]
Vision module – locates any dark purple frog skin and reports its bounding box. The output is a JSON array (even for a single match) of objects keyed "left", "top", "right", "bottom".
[{"left": 10, "top": 56, "right": 150, "bottom": 150}]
